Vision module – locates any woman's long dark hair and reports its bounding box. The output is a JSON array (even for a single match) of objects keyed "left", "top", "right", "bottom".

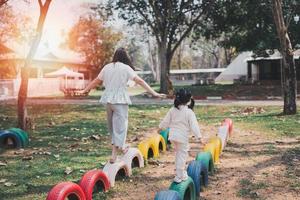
[
  {"left": 174, "top": 88, "right": 195, "bottom": 110},
  {"left": 112, "top": 47, "right": 135, "bottom": 70}
]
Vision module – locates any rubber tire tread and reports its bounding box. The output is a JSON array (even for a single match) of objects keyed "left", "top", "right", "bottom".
[
  {"left": 79, "top": 169, "right": 110, "bottom": 200},
  {"left": 195, "top": 152, "right": 214, "bottom": 175},
  {"left": 187, "top": 160, "right": 208, "bottom": 196},
  {"left": 46, "top": 182, "right": 86, "bottom": 200},
  {"left": 169, "top": 177, "right": 196, "bottom": 200},
  {"left": 8, "top": 128, "right": 28, "bottom": 147},
  {"left": 0, "top": 130, "right": 22, "bottom": 148}
]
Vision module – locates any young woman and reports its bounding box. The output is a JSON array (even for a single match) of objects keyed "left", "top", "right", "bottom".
[{"left": 80, "top": 47, "right": 165, "bottom": 163}]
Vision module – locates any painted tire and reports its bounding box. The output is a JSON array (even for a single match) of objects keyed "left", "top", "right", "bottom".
[
  {"left": 154, "top": 190, "right": 181, "bottom": 200},
  {"left": 187, "top": 160, "right": 208, "bottom": 196},
  {"left": 102, "top": 160, "right": 130, "bottom": 187},
  {"left": 218, "top": 125, "right": 229, "bottom": 151},
  {"left": 149, "top": 134, "right": 166, "bottom": 157},
  {"left": 0, "top": 130, "right": 22, "bottom": 149},
  {"left": 46, "top": 182, "right": 86, "bottom": 200},
  {"left": 223, "top": 118, "right": 233, "bottom": 136},
  {"left": 138, "top": 140, "right": 157, "bottom": 160},
  {"left": 160, "top": 128, "right": 170, "bottom": 146},
  {"left": 121, "top": 147, "right": 144, "bottom": 169},
  {"left": 79, "top": 169, "right": 110, "bottom": 200},
  {"left": 8, "top": 128, "right": 29, "bottom": 147},
  {"left": 209, "top": 137, "right": 222, "bottom": 163},
  {"left": 204, "top": 142, "right": 218, "bottom": 164},
  {"left": 169, "top": 177, "right": 196, "bottom": 200},
  {"left": 195, "top": 152, "right": 214, "bottom": 175}
]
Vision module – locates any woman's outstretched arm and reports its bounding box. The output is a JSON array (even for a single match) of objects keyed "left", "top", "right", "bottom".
[
  {"left": 80, "top": 78, "right": 103, "bottom": 94},
  {"left": 133, "top": 76, "right": 166, "bottom": 98}
]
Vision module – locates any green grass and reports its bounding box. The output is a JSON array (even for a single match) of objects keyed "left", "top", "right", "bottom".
[{"left": 0, "top": 104, "right": 299, "bottom": 199}]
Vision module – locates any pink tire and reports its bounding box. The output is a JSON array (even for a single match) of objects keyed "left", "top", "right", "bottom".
[{"left": 102, "top": 160, "right": 130, "bottom": 187}]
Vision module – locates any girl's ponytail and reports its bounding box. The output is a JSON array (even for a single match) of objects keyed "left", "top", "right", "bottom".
[
  {"left": 174, "top": 96, "right": 181, "bottom": 109},
  {"left": 188, "top": 98, "right": 195, "bottom": 110}
]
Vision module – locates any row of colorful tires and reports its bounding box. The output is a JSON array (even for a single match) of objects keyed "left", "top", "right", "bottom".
[
  {"left": 46, "top": 133, "right": 165, "bottom": 199},
  {"left": 154, "top": 118, "right": 233, "bottom": 200},
  {"left": 0, "top": 128, "right": 29, "bottom": 149},
  {"left": 46, "top": 118, "right": 232, "bottom": 200}
]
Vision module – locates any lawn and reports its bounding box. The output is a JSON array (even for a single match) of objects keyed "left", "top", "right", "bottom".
[{"left": 0, "top": 104, "right": 299, "bottom": 199}]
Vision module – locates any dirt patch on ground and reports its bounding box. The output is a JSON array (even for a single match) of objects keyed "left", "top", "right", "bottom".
[{"left": 108, "top": 124, "right": 300, "bottom": 200}]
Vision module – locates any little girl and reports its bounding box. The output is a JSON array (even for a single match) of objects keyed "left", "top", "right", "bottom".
[
  {"left": 159, "top": 88, "right": 205, "bottom": 183},
  {"left": 80, "top": 47, "right": 165, "bottom": 163}
]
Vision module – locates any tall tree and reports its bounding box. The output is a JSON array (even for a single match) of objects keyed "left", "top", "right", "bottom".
[
  {"left": 68, "top": 15, "right": 122, "bottom": 75},
  {"left": 204, "top": 0, "right": 299, "bottom": 115},
  {"left": 272, "top": 0, "right": 297, "bottom": 114},
  {"left": 18, "top": 0, "right": 52, "bottom": 129},
  {"left": 108, "top": 0, "right": 214, "bottom": 94}
]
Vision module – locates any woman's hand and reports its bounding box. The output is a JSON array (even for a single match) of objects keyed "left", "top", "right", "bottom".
[
  {"left": 153, "top": 92, "right": 167, "bottom": 98},
  {"left": 77, "top": 90, "right": 90, "bottom": 95}
]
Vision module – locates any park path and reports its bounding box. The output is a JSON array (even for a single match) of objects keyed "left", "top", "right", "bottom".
[
  {"left": 1, "top": 97, "right": 300, "bottom": 106},
  {"left": 108, "top": 124, "right": 300, "bottom": 200}
]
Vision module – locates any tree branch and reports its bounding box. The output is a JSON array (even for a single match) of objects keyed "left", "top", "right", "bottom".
[{"left": 130, "top": 1, "right": 161, "bottom": 44}]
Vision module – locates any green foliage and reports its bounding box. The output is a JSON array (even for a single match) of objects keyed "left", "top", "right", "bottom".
[{"left": 200, "top": 0, "right": 300, "bottom": 54}]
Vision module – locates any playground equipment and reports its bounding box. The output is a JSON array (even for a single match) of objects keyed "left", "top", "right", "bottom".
[
  {"left": 0, "top": 128, "right": 29, "bottom": 149},
  {"left": 154, "top": 190, "right": 181, "bottom": 200},
  {"left": 223, "top": 118, "right": 233, "bottom": 136},
  {"left": 218, "top": 125, "right": 229, "bottom": 151},
  {"left": 102, "top": 160, "right": 130, "bottom": 187},
  {"left": 121, "top": 147, "right": 144, "bottom": 168},
  {"left": 159, "top": 128, "right": 170, "bottom": 146},
  {"left": 208, "top": 136, "right": 222, "bottom": 163},
  {"left": 187, "top": 160, "right": 208, "bottom": 196},
  {"left": 195, "top": 152, "right": 215, "bottom": 175},
  {"left": 79, "top": 170, "right": 110, "bottom": 200},
  {"left": 47, "top": 118, "right": 233, "bottom": 200},
  {"left": 138, "top": 139, "right": 159, "bottom": 160},
  {"left": 149, "top": 134, "right": 166, "bottom": 156},
  {"left": 169, "top": 177, "right": 196, "bottom": 200},
  {"left": 46, "top": 182, "right": 86, "bottom": 200}
]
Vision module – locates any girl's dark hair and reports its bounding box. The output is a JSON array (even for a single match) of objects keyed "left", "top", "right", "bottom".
[
  {"left": 112, "top": 47, "right": 135, "bottom": 70},
  {"left": 174, "top": 88, "right": 195, "bottom": 110}
]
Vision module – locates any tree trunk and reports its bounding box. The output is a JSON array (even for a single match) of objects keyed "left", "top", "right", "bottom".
[
  {"left": 17, "top": 0, "right": 52, "bottom": 129},
  {"left": 159, "top": 42, "right": 168, "bottom": 94},
  {"left": 272, "top": 0, "right": 297, "bottom": 115}
]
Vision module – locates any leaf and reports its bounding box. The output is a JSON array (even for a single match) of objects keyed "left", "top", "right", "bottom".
[
  {"left": 64, "top": 167, "right": 73, "bottom": 175},
  {"left": 4, "top": 182, "right": 16, "bottom": 187},
  {"left": 90, "top": 135, "right": 101, "bottom": 140},
  {"left": 44, "top": 172, "right": 51, "bottom": 176},
  {"left": 22, "top": 156, "right": 33, "bottom": 161},
  {"left": 53, "top": 154, "right": 60, "bottom": 159},
  {"left": 0, "top": 161, "right": 7, "bottom": 166},
  {"left": 0, "top": 179, "right": 7, "bottom": 183}
]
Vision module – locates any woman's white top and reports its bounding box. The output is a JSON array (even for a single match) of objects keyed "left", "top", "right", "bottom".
[
  {"left": 97, "top": 62, "right": 137, "bottom": 104},
  {"left": 159, "top": 105, "right": 201, "bottom": 144}
]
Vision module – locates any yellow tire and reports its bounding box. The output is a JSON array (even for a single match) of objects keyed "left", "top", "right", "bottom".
[
  {"left": 203, "top": 142, "right": 219, "bottom": 164},
  {"left": 209, "top": 136, "right": 222, "bottom": 163},
  {"left": 138, "top": 139, "right": 158, "bottom": 160},
  {"left": 149, "top": 134, "right": 166, "bottom": 157}
]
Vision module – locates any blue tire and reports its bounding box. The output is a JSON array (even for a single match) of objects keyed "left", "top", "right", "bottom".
[
  {"left": 187, "top": 160, "right": 209, "bottom": 196},
  {"left": 0, "top": 130, "right": 23, "bottom": 149},
  {"left": 154, "top": 190, "right": 181, "bottom": 200}
]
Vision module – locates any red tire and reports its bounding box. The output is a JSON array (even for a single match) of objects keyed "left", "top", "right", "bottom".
[
  {"left": 223, "top": 118, "right": 233, "bottom": 136},
  {"left": 79, "top": 170, "right": 110, "bottom": 200},
  {"left": 46, "top": 182, "right": 86, "bottom": 200}
]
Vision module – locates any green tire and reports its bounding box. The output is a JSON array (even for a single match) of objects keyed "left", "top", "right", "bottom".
[
  {"left": 8, "top": 128, "right": 29, "bottom": 147},
  {"left": 195, "top": 152, "right": 214, "bottom": 175},
  {"left": 169, "top": 177, "right": 196, "bottom": 200},
  {"left": 160, "top": 128, "right": 169, "bottom": 146}
]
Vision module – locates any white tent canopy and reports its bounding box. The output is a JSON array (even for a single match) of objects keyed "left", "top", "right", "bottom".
[{"left": 45, "top": 67, "right": 84, "bottom": 78}]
